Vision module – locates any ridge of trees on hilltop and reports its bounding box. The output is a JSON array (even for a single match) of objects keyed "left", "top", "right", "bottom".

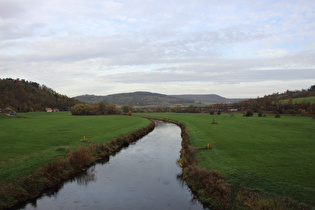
[
  {"left": 224, "top": 85, "right": 315, "bottom": 114},
  {"left": 0, "top": 78, "right": 79, "bottom": 112},
  {"left": 74, "top": 91, "right": 194, "bottom": 106}
]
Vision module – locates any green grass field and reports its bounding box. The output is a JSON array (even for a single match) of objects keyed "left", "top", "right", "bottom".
[
  {"left": 136, "top": 112, "right": 315, "bottom": 206},
  {"left": 280, "top": 96, "right": 315, "bottom": 104},
  {"left": 0, "top": 112, "right": 150, "bottom": 184}
]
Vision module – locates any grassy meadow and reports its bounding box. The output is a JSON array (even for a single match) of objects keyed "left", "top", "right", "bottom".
[
  {"left": 280, "top": 96, "right": 315, "bottom": 104},
  {"left": 0, "top": 112, "right": 150, "bottom": 184},
  {"left": 136, "top": 112, "right": 315, "bottom": 206}
]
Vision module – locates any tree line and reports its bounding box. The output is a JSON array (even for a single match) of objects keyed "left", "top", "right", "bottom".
[{"left": 71, "top": 102, "right": 124, "bottom": 115}]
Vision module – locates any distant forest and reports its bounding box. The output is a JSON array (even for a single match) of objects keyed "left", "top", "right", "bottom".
[{"left": 0, "top": 78, "right": 78, "bottom": 112}]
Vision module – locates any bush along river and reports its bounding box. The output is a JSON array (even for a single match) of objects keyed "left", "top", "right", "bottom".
[{"left": 15, "top": 121, "right": 205, "bottom": 210}]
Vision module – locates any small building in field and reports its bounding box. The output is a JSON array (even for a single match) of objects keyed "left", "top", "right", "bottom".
[
  {"left": 2, "top": 107, "right": 16, "bottom": 116},
  {"left": 229, "top": 109, "right": 238, "bottom": 112},
  {"left": 46, "top": 108, "right": 53, "bottom": 112},
  {"left": 3, "top": 107, "right": 12, "bottom": 115}
]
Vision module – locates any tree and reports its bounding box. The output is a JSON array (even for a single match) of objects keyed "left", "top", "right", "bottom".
[
  {"left": 171, "top": 105, "right": 181, "bottom": 113},
  {"left": 93, "top": 102, "right": 107, "bottom": 115},
  {"left": 121, "top": 104, "right": 133, "bottom": 114},
  {"left": 186, "top": 105, "right": 200, "bottom": 113},
  {"left": 243, "top": 110, "right": 253, "bottom": 117},
  {"left": 107, "top": 103, "right": 120, "bottom": 115},
  {"left": 134, "top": 108, "right": 144, "bottom": 113},
  {"left": 71, "top": 103, "right": 93, "bottom": 115},
  {"left": 308, "top": 103, "right": 315, "bottom": 114},
  {"left": 156, "top": 106, "right": 164, "bottom": 112}
]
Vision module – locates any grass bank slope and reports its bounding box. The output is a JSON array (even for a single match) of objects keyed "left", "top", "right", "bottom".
[
  {"left": 136, "top": 112, "right": 315, "bottom": 207},
  {"left": 0, "top": 112, "right": 150, "bottom": 184},
  {"left": 280, "top": 96, "right": 315, "bottom": 104}
]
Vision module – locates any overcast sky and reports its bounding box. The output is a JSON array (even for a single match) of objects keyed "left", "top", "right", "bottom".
[{"left": 1, "top": 0, "right": 315, "bottom": 98}]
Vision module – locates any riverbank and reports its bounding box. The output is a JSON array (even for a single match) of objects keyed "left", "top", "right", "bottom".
[
  {"left": 16, "top": 121, "right": 204, "bottom": 210},
  {"left": 142, "top": 116, "right": 230, "bottom": 209},
  {"left": 139, "top": 114, "right": 314, "bottom": 209},
  {"left": 0, "top": 113, "right": 154, "bottom": 209}
]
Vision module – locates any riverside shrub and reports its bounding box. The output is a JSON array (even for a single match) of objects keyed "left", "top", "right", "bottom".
[
  {"left": 244, "top": 110, "right": 254, "bottom": 117},
  {"left": 68, "top": 146, "right": 94, "bottom": 169}
]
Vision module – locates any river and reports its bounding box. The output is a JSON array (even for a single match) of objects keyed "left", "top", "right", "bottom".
[{"left": 16, "top": 121, "right": 205, "bottom": 210}]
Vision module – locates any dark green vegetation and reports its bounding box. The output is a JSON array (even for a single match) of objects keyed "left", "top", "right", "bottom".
[
  {"left": 71, "top": 102, "right": 123, "bottom": 115},
  {"left": 74, "top": 91, "right": 195, "bottom": 106},
  {"left": 0, "top": 78, "right": 79, "bottom": 112},
  {"left": 0, "top": 112, "right": 150, "bottom": 184},
  {"left": 171, "top": 94, "right": 247, "bottom": 104},
  {"left": 137, "top": 112, "right": 315, "bottom": 208}
]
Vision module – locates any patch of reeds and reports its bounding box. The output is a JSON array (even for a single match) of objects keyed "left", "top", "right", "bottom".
[
  {"left": 236, "top": 187, "right": 309, "bottom": 210},
  {"left": 183, "top": 166, "right": 230, "bottom": 209},
  {"left": 68, "top": 146, "right": 95, "bottom": 170}
]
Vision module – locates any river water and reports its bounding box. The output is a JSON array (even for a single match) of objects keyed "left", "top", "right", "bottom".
[{"left": 17, "top": 121, "right": 205, "bottom": 210}]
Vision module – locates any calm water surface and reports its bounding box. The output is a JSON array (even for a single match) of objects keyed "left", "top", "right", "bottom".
[{"left": 18, "top": 121, "right": 205, "bottom": 210}]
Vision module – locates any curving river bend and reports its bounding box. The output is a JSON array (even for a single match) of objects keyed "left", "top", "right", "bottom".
[{"left": 17, "top": 121, "right": 205, "bottom": 210}]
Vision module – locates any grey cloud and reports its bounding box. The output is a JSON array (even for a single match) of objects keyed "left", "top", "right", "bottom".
[
  {"left": 0, "top": 0, "right": 26, "bottom": 19},
  {"left": 0, "top": 22, "right": 47, "bottom": 41},
  {"left": 99, "top": 69, "right": 315, "bottom": 84},
  {"left": 0, "top": 24, "right": 271, "bottom": 65}
]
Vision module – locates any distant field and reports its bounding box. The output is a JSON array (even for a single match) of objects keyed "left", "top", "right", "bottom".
[
  {"left": 280, "top": 96, "right": 315, "bottom": 104},
  {"left": 136, "top": 112, "right": 315, "bottom": 206},
  {"left": 0, "top": 112, "right": 150, "bottom": 184}
]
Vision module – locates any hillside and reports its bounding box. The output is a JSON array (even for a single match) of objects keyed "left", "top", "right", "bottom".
[
  {"left": 172, "top": 94, "right": 247, "bottom": 104},
  {"left": 0, "top": 78, "right": 79, "bottom": 112},
  {"left": 230, "top": 85, "right": 315, "bottom": 114},
  {"left": 75, "top": 91, "right": 194, "bottom": 106}
]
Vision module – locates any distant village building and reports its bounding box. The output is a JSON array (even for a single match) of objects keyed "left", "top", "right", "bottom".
[
  {"left": 2, "top": 107, "right": 16, "bottom": 117},
  {"left": 46, "top": 108, "right": 59, "bottom": 112},
  {"left": 2, "top": 107, "right": 12, "bottom": 115}
]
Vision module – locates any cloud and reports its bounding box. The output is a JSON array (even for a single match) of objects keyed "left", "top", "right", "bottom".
[{"left": 0, "top": 0, "right": 315, "bottom": 98}]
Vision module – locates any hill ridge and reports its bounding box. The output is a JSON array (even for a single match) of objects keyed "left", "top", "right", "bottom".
[{"left": 74, "top": 91, "right": 246, "bottom": 105}]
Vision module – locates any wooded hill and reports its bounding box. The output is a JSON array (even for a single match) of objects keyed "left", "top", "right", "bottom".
[
  {"left": 0, "top": 78, "right": 79, "bottom": 112},
  {"left": 74, "top": 92, "right": 246, "bottom": 106},
  {"left": 171, "top": 94, "right": 246, "bottom": 104},
  {"left": 75, "top": 91, "right": 195, "bottom": 106}
]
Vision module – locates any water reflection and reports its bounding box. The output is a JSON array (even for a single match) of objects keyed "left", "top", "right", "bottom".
[
  {"left": 16, "top": 122, "right": 205, "bottom": 210},
  {"left": 75, "top": 166, "right": 97, "bottom": 186}
]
